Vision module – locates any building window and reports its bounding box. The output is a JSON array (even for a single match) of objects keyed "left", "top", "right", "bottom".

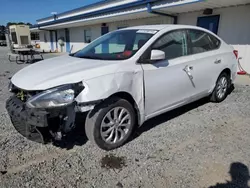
[
  {"left": 31, "top": 32, "right": 40, "bottom": 40},
  {"left": 84, "top": 29, "right": 91, "bottom": 43}
]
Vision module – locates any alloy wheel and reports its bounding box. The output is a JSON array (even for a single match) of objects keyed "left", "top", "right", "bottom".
[
  {"left": 216, "top": 76, "right": 228, "bottom": 99},
  {"left": 100, "top": 107, "right": 131, "bottom": 144}
]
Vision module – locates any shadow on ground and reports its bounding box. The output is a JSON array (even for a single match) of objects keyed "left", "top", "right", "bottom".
[
  {"left": 53, "top": 85, "right": 235, "bottom": 149},
  {"left": 209, "top": 162, "right": 250, "bottom": 188},
  {"left": 131, "top": 84, "right": 235, "bottom": 141},
  {"left": 131, "top": 97, "right": 209, "bottom": 141},
  {"left": 52, "top": 113, "right": 88, "bottom": 150},
  {"left": 57, "top": 97, "right": 210, "bottom": 150},
  {"left": 15, "top": 58, "right": 45, "bottom": 64}
]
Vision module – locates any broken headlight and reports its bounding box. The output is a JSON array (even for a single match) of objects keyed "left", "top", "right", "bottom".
[{"left": 26, "top": 83, "right": 84, "bottom": 108}]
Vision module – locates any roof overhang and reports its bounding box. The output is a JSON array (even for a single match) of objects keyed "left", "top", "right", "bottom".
[
  {"left": 30, "top": 9, "right": 155, "bottom": 31},
  {"left": 30, "top": 0, "right": 250, "bottom": 31},
  {"left": 156, "top": 0, "right": 250, "bottom": 14},
  {"left": 36, "top": 0, "right": 116, "bottom": 22}
]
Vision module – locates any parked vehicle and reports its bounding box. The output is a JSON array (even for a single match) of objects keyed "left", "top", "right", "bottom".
[{"left": 6, "top": 25, "right": 237, "bottom": 150}]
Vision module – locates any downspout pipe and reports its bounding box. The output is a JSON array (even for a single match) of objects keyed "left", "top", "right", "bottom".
[{"left": 147, "top": 3, "right": 178, "bottom": 24}]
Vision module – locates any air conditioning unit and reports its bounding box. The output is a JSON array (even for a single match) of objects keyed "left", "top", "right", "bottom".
[{"left": 9, "top": 25, "right": 31, "bottom": 48}]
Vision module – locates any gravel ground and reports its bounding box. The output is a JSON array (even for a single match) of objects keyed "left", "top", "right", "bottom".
[{"left": 1, "top": 46, "right": 250, "bottom": 188}]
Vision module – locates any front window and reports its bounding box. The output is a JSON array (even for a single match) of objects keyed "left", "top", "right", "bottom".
[
  {"left": 152, "top": 30, "right": 188, "bottom": 60},
  {"left": 73, "top": 29, "right": 156, "bottom": 60}
]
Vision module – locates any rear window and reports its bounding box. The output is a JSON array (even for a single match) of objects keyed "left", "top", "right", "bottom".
[{"left": 188, "top": 29, "right": 220, "bottom": 55}]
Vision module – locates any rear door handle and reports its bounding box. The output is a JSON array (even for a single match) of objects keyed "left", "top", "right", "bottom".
[
  {"left": 183, "top": 65, "right": 193, "bottom": 79},
  {"left": 214, "top": 59, "right": 221, "bottom": 64},
  {"left": 183, "top": 65, "right": 193, "bottom": 72}
]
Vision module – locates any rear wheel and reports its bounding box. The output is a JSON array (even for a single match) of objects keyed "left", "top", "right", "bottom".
[
  {"left": 85, "top": 97, "right": 136, "bottom": 150},
  {"left": 210, "top": 72, "right": 230, "bottom": 102}
]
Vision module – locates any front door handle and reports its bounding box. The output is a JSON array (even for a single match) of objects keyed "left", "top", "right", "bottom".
[{"left": 214, "top": 59, "right": 221, "bottom": 64}]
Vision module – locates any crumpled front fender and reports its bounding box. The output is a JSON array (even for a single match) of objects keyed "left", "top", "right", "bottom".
[{"left": 75, "top": 70, "right": 145, "bottom": 124}]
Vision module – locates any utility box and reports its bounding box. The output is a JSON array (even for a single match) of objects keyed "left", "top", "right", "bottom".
[{"left": 9, "top": 25, "right": 31, "bottom": 48}]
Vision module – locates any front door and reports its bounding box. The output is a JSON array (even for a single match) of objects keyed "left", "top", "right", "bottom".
[
  {"left": 197, "top": 15, "right": 220, "bottom": 34},
  {"left": 141, "top": 30, "right": 196, "bottom": 118}
]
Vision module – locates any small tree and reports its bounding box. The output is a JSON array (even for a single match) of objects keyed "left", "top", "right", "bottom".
[
  {"left": 6, "top": 22, "right": 15, "bottom": 28},
  {"left": 0, "top": 25, "right": 5, "bottom": 33}
]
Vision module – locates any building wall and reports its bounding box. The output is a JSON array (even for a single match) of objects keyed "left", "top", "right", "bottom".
[
  {"left": 38, "top": 31, "right": 51, "bottom": 52},
  {"left": 37, "top": 3, "right": 250, "bottom": 73},
  {"left": 178, "top": 5, "right": 250, "bottom": 44},
  {"left": 69, "top": 24, "right": 101, "bottom": 53},
  {"left": 38, "top": 15, "right": 172, "bottom": 53},
  {"left": 69, "top": 15, "right": 172, "bottom": 53},
  {"left": 57, "top": 29, "right": 66, "bottom": 52},
  {"left": 178, "top": 4, "right": 250, "bottom": 72}
]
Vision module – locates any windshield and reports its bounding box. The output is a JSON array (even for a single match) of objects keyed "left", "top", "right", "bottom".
[{"left": 72, "top": 29, "right": 157, "bottom": 60}]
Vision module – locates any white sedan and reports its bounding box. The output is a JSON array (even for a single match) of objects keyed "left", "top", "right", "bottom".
[{"left": 7, "top": 25, "right": 237, "bottom": 150}]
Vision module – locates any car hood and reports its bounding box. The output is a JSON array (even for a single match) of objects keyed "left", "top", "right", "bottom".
[{"left": 11, "top": 55, "right": 118, "bottom": 90}]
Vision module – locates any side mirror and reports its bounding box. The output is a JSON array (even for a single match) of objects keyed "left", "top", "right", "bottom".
[{"left": 150, "top": 50, "right": 165, "bottom": 61}]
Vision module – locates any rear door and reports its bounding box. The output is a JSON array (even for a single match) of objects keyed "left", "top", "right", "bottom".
[{"left": 186, "top": 29, "right": 223, "bottom": 95}]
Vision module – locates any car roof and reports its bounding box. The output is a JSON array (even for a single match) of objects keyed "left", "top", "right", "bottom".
[{"left": 122, "top": 24, "right": 206, "bottom": 31}]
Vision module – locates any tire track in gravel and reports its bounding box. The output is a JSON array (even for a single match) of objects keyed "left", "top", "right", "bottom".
[{"left": 5, "top": 148, "right": 77, "bottom": 174}]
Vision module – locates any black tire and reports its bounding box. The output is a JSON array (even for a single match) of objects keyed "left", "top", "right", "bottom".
[
  {"left": 210, "top": 72, "right": 230, "bottom": 103},
  {"left": 85, "top": 97, "right": 136, "bottom": 150}
]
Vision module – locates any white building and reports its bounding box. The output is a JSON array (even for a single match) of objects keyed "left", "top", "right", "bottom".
[{"left": 30, "top": 0, "right": 250, "bottom": 71}]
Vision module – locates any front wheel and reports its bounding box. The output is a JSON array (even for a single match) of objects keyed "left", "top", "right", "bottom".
[
  {"left": 210, "top": 72, "right": 230, "bottom": 103},
  {"left": 85, "top": 97, "right": 136, "bottom": 150}
]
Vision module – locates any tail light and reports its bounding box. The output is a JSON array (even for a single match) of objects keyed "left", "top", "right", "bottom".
[{"left": 233, "top": 50, "right": 238, "bottom": 59}]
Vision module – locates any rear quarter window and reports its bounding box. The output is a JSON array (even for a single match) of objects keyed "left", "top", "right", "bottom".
[{"left": 209, "top": 34, "right": 221, "bottom": 49}]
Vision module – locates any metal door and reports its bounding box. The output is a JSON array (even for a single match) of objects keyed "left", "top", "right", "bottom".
[{"left": 197, "top": 15, "right": 220, "bottom": 34}]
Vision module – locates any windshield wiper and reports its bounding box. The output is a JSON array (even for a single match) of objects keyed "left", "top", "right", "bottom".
[{"left": 78, "top": 55, "right": 104, "bottom": 60}]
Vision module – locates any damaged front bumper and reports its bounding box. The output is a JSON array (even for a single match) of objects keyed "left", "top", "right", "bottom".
[
  {"left": 6, "top": 96, "right": 50, "bottom": 143},
  {"left": 6, "top": 96, "right": 79, "bottom": 144}
]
